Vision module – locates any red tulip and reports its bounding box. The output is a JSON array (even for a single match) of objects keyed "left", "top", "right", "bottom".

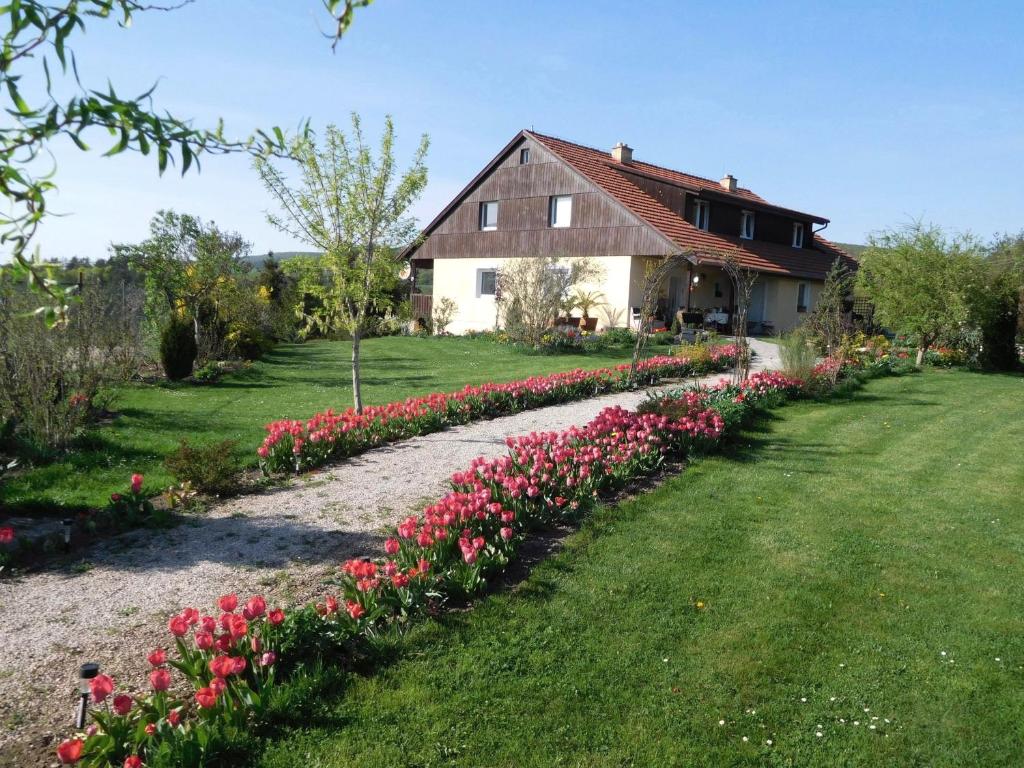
[
  {"left": 166, "top": 708, "right": 181, "bottom": 727},
  {"left": 0, "top": 526, "right": 14, "bottom": 545},
  {"left": 384, "top": 537, "right": 400, "bottom": 555},
  {"left": 267, "top": 608, "right": 285, "bottom": 626},
  {"left": 112, "top": 694, "right": 133, "bottom": 716},
  {"left": 345, "top": 600, "right": 365, "bottom": 620},
  {"left": 130, "top": 473, "right": 144, "bottom": 494},
  {"left": 228, "top": 615, "right": 248, "bottom": 640},
  {"left": 149, "top": 668, "right": 171, "bottom": 692},
  {"left": 259, "top": 651, "right": 276, "bottom": 667},
  {"left": 123, "top": 756, "right": 143, "bottom": 768},
  {"left": 195, "top": 687, "right": 218, "bottom": 709},
  {"left": 242, "top": 595, "right": 266, "bottom": 619},
  {"left": 194, "top": 631, "right": 214, "bottom": 650},
  {"left": 217, "top": 594, "right": 238, "bottom": 613},
  {"left": 110, "top": 493, "right": 122, "bottom": 503},
  {"left": 89, "top": 673, "right": 113, "bottom": 703},
  {"left": 167, "top": 615, "right": 188, "bottom": 637},
  {"left": 209, "top": 677, "right": 227, "bottom": 695},
  {"left": 147, "top": 648, "right": 166, "bottom": 667},
  {"left": 56, "top": 738, "right": 83, "bottom": 764},
  {"left": 144, "top": 723, "right": 156, "bottom": 736}
]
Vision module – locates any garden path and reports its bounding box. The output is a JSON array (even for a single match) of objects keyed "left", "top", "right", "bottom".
[{"left": 0, "top": 339, "right": 778, "bottom": 761}]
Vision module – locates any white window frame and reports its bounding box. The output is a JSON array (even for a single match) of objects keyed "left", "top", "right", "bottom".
[
  {"left": 792, "top": 222, "right": 805, "bottom": 248},
  {"left": 740, "top": 210, "right": 755, "bottom": 240},
  {"left": 549, "top": 195, "right": 572, "bottom": 228},
  {"left": 694, "top": 200, "right": 710, "bottom": 231},
  {"left": 519, "top": 147, "right": 530, "bottom": 165},
  {"left": 797, "top": 282, "right": 809, "bottom": 312},
  {"left": 479, "top": 201, "right": 498, "bottom": 231},
  {"left": 476, "top": 268, "right": 498, "bottom": 298}
]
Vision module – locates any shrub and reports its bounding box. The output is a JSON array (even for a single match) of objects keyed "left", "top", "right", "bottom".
[
  {"left": 159, "top": 319, "right": 197, "bottom": 381},
  {"left": 164, "top": 439, "right": 240, "bottom": 495},
  {"left": 777, "top": 330, "right": 818, "bottom": 380},
  {"left": 432, "top": 297, "right": 458, "bottom": 335}
]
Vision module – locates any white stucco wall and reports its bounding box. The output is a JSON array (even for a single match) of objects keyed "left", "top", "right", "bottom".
[{"left": 433, "top": 255, "right": 638, "bottom": 335}]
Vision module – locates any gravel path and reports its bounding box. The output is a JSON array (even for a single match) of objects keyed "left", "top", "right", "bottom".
[{"left": 0, "top": 341, "right": 778, "bottom": 764}]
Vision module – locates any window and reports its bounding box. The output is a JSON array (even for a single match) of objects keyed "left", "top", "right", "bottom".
[
  {"left": 549, "top": 195, "right": 572, "bottom": 228},
  {"left": 714, "top": 281, "right": 723, "bottom": 298},
  {"left": 519, "top": 147, "right": 530, "bottom": 165},
  {"left": 477, "top": 268, "right": 497, "bottom": 297},
  {"left": 479, "top": 201, "right": 498, "bottom": 231},
  {"left": 694, "top": 200, "right": 710, "bottom": 231},
  {"left": 740, "top": 210, "right": 755, "bottom": 240},
  {"left": 792, "top": 222, "right": 804, "bottom": 248},
  {"left": 797, "top": 283, "right": 809, "bottom": 313}
]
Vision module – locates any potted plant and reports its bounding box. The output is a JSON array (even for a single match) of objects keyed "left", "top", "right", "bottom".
[{"left": 573, "top": 289, "right": 605, "bottom": 332}]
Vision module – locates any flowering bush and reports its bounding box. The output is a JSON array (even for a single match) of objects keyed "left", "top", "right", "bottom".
[{"left": 258, "top": 348, "right": 739, "bottom": 475}]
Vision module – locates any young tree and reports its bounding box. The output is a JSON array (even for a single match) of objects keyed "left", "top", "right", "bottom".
[
  {"left": 807, "top": 259, "right": 853, "bottom": 361},
  {"left": 858, "top": 222, "right": 978, "bottom": 365},
  {"left": 432, "top": 297, "right": 458, "bottom": 335},
  {"left": 1, "top": 1, "right": 371, "bottom": 321},
  {"left": 255, "top": 116, "right": 429, "bottom": 412}
]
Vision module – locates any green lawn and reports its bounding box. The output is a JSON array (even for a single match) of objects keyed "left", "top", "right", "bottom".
[
  {"left": 1, "top": 337, "right": 638, "bottom": 514},
  {"left": 256, "top": 369, "right": 1024, "bottom": 768}
]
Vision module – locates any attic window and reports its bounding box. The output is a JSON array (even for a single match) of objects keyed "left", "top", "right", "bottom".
[
  {"left": 519, "top": 148, "right": 530, "bottom": 165},
  {"left": 740, "top": 210, "right": 755, "bottom": 240},
  {"left": 549, "top": 195, "right": 572, "bottom": 228},
  {"left": 694, "top": 200, "right": 710, "bottom": 231},
  {"left": 792, "top": 222, "right": 805, "bottom": 248},
  {"left": 479, "top": 201, "right": 498, "bottom": 231}
]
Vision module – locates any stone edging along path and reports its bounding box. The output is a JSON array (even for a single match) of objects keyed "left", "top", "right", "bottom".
[{"left": 0, "top": 341, "right": 779, "bottom": 763}]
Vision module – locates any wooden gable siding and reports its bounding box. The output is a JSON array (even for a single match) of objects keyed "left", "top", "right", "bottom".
[{"left": 414, "top": 138, "right": 674, "bottom": 260}]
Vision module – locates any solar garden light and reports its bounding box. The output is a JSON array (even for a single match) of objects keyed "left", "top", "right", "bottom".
[
  {"left": 62, "top": 518, "right": 73, "bottom": 553},
  {"left": 76, "top": 662, "right": 99, "bottom": 728}
]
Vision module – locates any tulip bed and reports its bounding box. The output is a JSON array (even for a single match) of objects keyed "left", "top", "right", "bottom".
[
  {"left": 54, "top": 354, "right": 911, "bottom": 767},
  {"left": 257, "top": 347, "right": 740, "bottom": 475}
]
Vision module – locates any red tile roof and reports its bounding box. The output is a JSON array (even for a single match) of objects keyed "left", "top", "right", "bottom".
[{"left": 529, "top": 131, "right": 853, "bottom": 280}]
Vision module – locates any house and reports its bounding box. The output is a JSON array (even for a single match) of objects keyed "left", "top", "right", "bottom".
[{"left": 405, "top": 130, "right": 854, "bottom": 335}]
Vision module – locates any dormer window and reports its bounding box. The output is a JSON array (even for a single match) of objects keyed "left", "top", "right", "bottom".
[
  {"left": 519, "top": 147, "right": 530, "bottom": 165},
  {"left": 740, "top": 210, "right": 755, "bottom": 240},
  {"left": 479, "top": 201, "right": 498, "bottom": 231},
  {"left": 792, "top": 222, "right": 805, "bottom": 248},
  {"left": 694, "top": 200, "right": 710, "bottom": 231}
]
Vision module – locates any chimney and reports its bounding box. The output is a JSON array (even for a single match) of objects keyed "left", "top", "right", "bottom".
[
  {"left": 611, "top": 142, "right": 633, "bottom": 164},
  {"left": 720, "top": 174, "right": 737, "bottom": 192}
]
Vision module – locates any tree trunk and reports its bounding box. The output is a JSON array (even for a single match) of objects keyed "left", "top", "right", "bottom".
[
  {"left": 915, "top": 345, "right": 926, "bottom": 366},
  {"left": 351, "top": 327, "right": 363, "bottom": 414},
  {"left": 193, "top": 314, "right": 201, "bottom": 355}
]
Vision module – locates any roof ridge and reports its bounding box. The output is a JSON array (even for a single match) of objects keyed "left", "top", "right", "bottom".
[{"left": 526, "top": 129, "right": 758, "bottom": 196}]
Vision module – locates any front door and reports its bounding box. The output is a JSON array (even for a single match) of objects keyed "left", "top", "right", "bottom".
[
  {"left": 748, "top": 281, "right": 766, "bottom": 322},
  {"left": 668, "top": 276, "right": 682, "bottom": 319}
]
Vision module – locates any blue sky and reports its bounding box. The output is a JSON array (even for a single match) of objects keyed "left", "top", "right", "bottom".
[{"left": 23, "top": 0, "right": 1024, "bottom": 260}]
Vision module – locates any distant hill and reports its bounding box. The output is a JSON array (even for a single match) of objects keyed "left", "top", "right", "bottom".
[
  {"left": 835, "top": 242, "right": 868, "bottom": 259},
  {"left": 244, "top": 251, "right": 322, "bottom": 266}
]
